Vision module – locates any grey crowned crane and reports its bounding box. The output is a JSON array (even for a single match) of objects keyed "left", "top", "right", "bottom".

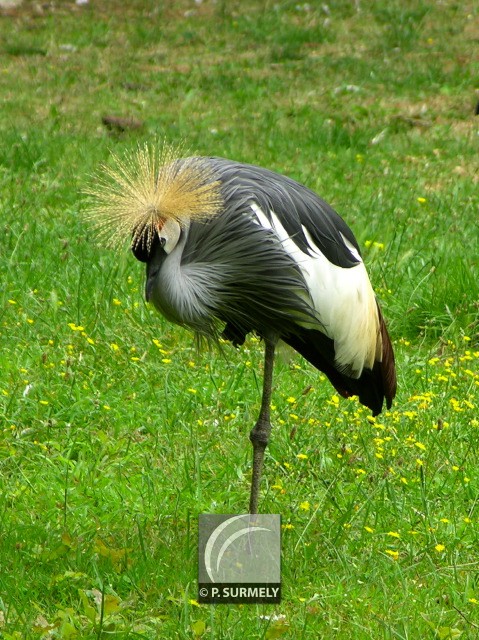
[{"left": 86, "top": 144, "right": 397, "bottom": 514}]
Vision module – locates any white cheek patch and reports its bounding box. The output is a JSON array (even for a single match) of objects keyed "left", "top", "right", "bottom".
[{"left": 160, "top": 218, "right": 182, "bottom": 254}]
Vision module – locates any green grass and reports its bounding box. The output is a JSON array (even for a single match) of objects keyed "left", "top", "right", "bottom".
[{"left": 1, "top": 0, "right": 479, "bottom": 637}]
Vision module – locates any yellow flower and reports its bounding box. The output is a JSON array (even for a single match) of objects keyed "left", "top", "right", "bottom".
[
  {"left": 296, "top": 453, "right": 308, "bottom": 460},
  {"left": 286, "top": 396, "right": 296, "bottom": 404},
  {"left": 387, "top": 531, "right": 400, "bottom": 539},
  {"left": 364, "top": 526, "right": 374, "bottom": 533},
  {"left": 299, "top": 501, "right": 310, "bottom": 511},
  {"left": 450, "top": 398, "right": 463, "bottom": 412},
  {"left": 417, "top": 197, "right": 427, "bottom": 203},
  {"left": 385, "top": 550, "right": 399, "bottom": 560},
  {"left": 435, "top": 544, "right": 445, "bottom": 552},
  {"left": 161, "top": 358, "right": 172, "bottom": 364},
  {"left": 68, "top": 322, "right": 85, "bottom": 331}
]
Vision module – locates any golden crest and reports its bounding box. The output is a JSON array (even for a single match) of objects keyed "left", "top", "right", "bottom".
[{"left": 84, "top": 142, "right": 223, "bottom": 250}]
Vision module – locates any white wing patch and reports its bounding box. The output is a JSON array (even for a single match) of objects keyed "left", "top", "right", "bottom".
[
  {"left": 339, "top": 232, "right": 362, "bottom": 262},
  {"left": 250, "top": 202, "right": 271, "bottom": 229},
  {"left": 250, "top": 201, "right": 380, "bottom": 377}
]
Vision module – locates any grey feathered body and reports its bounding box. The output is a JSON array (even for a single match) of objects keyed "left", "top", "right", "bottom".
[{"left": 145, "top": 158, "right": 396, "bottom": 415}]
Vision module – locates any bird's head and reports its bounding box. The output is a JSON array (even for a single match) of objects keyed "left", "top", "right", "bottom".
[
  {"left": 83, "top": 142, "right": 223, "bottom": 260},
  {"left": 131, "top": 216, "right": 181, "bottom": 262}
]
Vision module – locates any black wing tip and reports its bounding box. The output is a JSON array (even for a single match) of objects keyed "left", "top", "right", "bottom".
[{"left": 359, "top": 357, "right": 397, "bottom": 417}]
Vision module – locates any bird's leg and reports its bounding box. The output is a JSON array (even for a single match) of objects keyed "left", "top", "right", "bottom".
[{"left": 249, "top": 339, "right": 276, "bottom": 514}]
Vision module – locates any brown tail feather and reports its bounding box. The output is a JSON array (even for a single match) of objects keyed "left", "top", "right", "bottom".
[
  {"left": 377, "top": 303, "right": 397, "bottom": 409},
  {"left": 281, "top": 303, "right": 396, "bottom": 416},
  {"left": 283, "top": 327, "right": 392, "bottom": 416}
]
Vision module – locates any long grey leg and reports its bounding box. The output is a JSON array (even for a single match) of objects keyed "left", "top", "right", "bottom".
[{"left": 249, "top": 339, "right": 275, "bottom": 514}]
